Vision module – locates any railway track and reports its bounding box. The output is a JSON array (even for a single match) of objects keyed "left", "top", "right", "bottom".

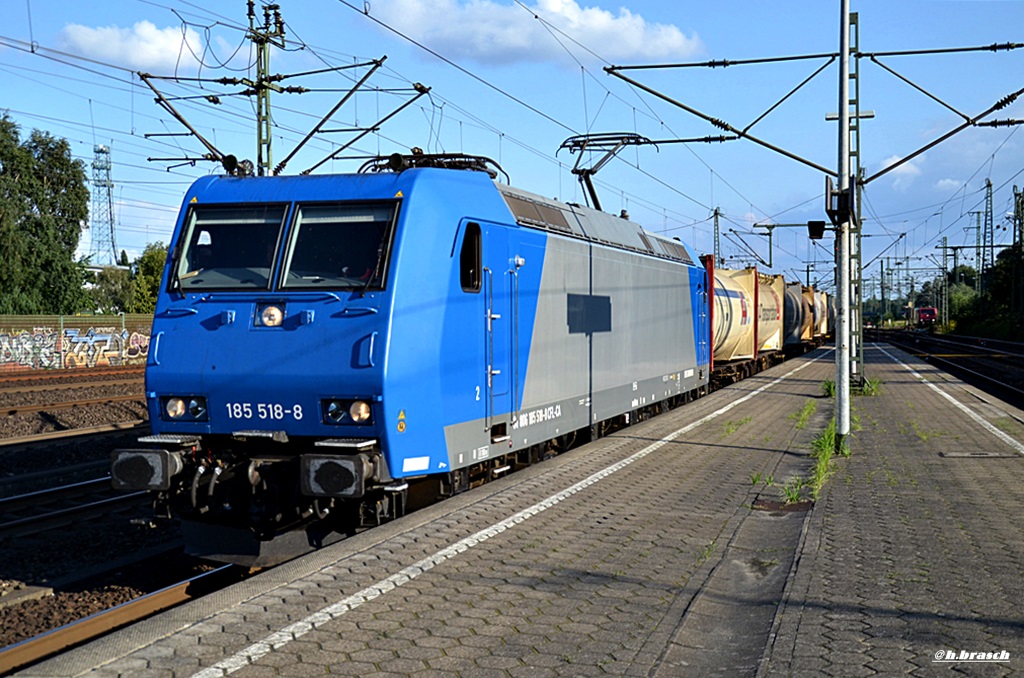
[
  {"left": 4, "top": 394, "right": 145, "bottom": 418},
  {"left": 0, "top": 377, "right": 144, "bottom": 397},
  {"left": 0, "top": 420, "right": 148, "bottom": 451},
  {"left": 0, "top": 564, "right": 246, "bottom": 675},
  {"left": 0, "top": 478, "right": 148, "bottom": 539},
  {"left": 878, "top": 330, "right": 1024, "bottom": 409},
  {"left": 0, "top": 422, "right": 149, "bottom": 498},
  {"left": 0, "top": 366, "right": 144, "bottom": 385}
]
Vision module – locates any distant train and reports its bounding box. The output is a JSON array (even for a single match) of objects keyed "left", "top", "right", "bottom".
[
  {"left": 914, "top": 306, "right": 937, "bottom": 327},
  {"left": 111, "top": 153, "right": 829, "bottom": 566}
]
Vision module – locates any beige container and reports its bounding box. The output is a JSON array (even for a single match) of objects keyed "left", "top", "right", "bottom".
[
  {"left": 757, "top": 273, "right": 785, "bottom": 353},
  {"left": 712, "top": 267, "right": 757, "bottom": 362}
]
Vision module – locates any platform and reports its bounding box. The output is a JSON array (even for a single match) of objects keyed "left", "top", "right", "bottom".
[{"left": 16, "top": 343, "right": 1024, "bottom": 677}]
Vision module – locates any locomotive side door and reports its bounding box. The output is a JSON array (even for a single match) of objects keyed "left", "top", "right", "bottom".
[{"left": 481, "top": 224, "right": 513, "bottom": 440}]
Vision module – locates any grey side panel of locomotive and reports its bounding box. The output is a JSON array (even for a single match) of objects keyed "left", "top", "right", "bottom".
[
  {"left": 444, "top": 232, "right": 703, "bottom": 461},
  {"left": 518, "top": 231, "right": 702, "bottom": 435},
  {"left": 442, "top": 186, "right": 705, "bottom": 465}
]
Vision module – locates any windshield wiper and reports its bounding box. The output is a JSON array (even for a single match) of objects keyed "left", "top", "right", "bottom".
[{"left": 360, "top": 227, "right": 391, "bottom": 296}]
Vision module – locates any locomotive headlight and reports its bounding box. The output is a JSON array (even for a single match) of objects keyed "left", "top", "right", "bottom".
[
  {"left": 162, "top": 396, "right": 208, "bottom": 422},
  {"left": 259, "top": 304, "right": 285, "bottom": 327},
  {"left": 326, "top": 400, "right": 346, "bottom": 423},
  {"left": 188, "top": 397, "right": 207, "bottom": 419},
  {"left": 349, "top": 401, "right": 371, "bottom": 423},
  {"left": 166, "top": 397, "right": 187, "bottom": 419},
  {"left": 321, "top": 398, "right": 374, "bottom": 425}
]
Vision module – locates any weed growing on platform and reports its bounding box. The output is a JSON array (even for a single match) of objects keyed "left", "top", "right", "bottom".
[
  {"left": 782, "top": 477, "right": 804, "bottom": 504},
  {"left": 723, "top": 416, "right": 752, "bottom": 435},
  {"left": 807, "top": 418, "right": 847, "bottom": 499},
  {"left": 811, "top": 418, "right": 836, "bottom": 458},
  {"left": 821, "top": 379, "right": 836, "bottom": 397},
  {"left": 856, "top": 378, "right": 882, "bottom": 396},
  {"left": 697, "top": 540, "right": 717, "bottom": 564},
  {"left": 791, "top": 399, "right": 816, "bottom": 430},
  {"left": 751, "top": 472, "right": 763, "bottom": 486},
  {"left": 909, "top": 420, "right": 936, "bottom": 442}
]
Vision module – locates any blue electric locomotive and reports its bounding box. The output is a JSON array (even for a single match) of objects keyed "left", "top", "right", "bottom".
[{"left": 111, "top": 154, "right": 710, "bottom": 565}]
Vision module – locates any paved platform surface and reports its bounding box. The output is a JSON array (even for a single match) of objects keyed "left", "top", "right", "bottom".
[
  {"left": 15, "top": 343, "right": 1024, "bottom": 677},
  {"left": 762, "top": 344, "right": 1024, "bottom": 677}
]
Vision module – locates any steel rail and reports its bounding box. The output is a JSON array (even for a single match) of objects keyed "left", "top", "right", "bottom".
[
  {"left": 0, "top": 421, "right": 147, "bottom": 451},
  {"left": 0, "top": 377, "right": 144, "bottom": 396},
  {"left": 0, "top": 366, "right": 143, "bottom": 384},
  {"left": 880, "top": 333, "right": 1024, "bottom": 406},
  {"left": 0, "top": 565, "right": 238, "bottom": 675},
  {"left": 5, "top": 394, "right": 144, "bottom": 417},
  {"left": 0, "top": 483, "right": 148, "bottom": 538}
]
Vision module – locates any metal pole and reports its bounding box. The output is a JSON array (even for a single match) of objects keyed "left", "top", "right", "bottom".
[
  {"left": 836, "top": 0, "right": 852, "bottom": 446},
  {"left": 880, "top": 260, "right": 885, "bottom": 322}
]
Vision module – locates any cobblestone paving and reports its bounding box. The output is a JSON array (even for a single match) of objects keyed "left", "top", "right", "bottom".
[
  {"left": 24, "top": 351, "right": 836, "bottom": 677},
  {"left": 762, "top": 344, "right": 1024, "bottom": 677}
]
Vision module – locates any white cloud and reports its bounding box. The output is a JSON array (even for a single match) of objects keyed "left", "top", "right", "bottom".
[
  {"left": 879, "top": 154, "right": 923, "bottom": 192},
  {"left": 935, "top": 178, "right": 963, "bottom": 192},
  {"left": 59, "top": 21, "right": 203, "bottom": 73},
  {"left": 366, "top": 0, "right": 702, "bottom": 65}
]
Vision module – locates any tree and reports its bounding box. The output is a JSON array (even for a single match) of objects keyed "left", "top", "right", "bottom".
[
  {"left": 913, "top": 281, "right": 937, "bottom": 308},
  {"left": 89, "top": 266, "right": 133, "bottom": 313},
  {"left": 0, "top": 113, "right": 90, "bottom": 314},
  {"left": 127, "top": 242, "right": 168, "bottom": 313}
]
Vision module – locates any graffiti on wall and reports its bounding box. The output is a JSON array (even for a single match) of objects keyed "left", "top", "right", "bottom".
[
  {"left": 0, "top": 329, "right": 61, "bottom": 369},
  {"left": 64, "top": 327, "right": 151, "bottom": 368},
  {"left": 0, "top": 326, "right": 151, "bottom": 370}
]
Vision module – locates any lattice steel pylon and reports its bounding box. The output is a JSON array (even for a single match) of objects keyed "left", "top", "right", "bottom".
[
  {"left": 983, "top": 178, "right": 994, "bottom": 284},
  {"left": 89, "top": 144, "right": 118, "bottom": 266}
]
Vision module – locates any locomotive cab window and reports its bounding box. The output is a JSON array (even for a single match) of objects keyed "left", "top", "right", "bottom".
[
  {"left": 281, "top": 203, "right": 397, "bottom": 290},
  {"left": 173, "top": 204, "right": 287, "bottom": 291},
  {"left": 460, "top": 222, "right": 481, "bottom": 293}
]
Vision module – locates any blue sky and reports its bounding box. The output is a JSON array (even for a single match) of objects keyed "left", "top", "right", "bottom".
[{"left": 2, "top": 0, "right": 1022, "bottom": 296}]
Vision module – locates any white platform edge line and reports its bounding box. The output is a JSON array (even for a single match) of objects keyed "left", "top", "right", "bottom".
[{"left": 875, "top": 344, "right": 1024, "bottom": 456}]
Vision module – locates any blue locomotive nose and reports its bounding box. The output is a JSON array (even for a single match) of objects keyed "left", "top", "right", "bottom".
[{"left": 147, "top": 294, "right": 385, "bottom": 440}]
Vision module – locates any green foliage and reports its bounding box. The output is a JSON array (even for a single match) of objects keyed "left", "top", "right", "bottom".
[
  {"left": 781, "top": 477, "right": 804, "bottom": 504},
  {"left": 0, "top": 113, "right": 90, "bottom": 314},
  {"left": 821, "top": 379, "right": 836, "bottom": 398},
  {"left": 85, "top": 242, "right": 168, "bottom": 314},
  {"left": 723, "top": 416, "right": 751, "bottom": 435},
  {"left": 791, "top": 399, "right": 816, "bottom": 429},
  {"left": 127, "top": 242, "right": 168, "bottom": 313},
  {"left": 855, "top": 378, "right": 882, "bottom": 396},
  {"left": 88, "top": 266, "right": 133, "bottom": 314},
  {"left": 806, "top": 417, "right": 847, "bottom": 499},
  {"left": 811, "top": 417, "right": 837, "bottom": 458}
]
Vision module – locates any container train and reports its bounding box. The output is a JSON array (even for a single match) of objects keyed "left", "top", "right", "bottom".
[{"left": 111, "top": 153, "right": 830, "bottom": 566}]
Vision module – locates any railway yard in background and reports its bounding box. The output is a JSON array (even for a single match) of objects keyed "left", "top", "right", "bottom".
[{"left": 0, "top": 333, "right": 1022, "bottom": 676}]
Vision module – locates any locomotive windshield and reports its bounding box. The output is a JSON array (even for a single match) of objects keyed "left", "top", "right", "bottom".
[
  {"left": 280, "top": 203, "right": 396, "bottom": 290},
  {"left": 173, "top": 204, "right": 287, "bottom": 290},
  {"left": 171, "top": 201, "right": 397, "bottom": 292}
]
